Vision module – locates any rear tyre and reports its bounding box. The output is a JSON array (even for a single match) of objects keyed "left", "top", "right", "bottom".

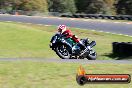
[
  {"left": 55, "top": 45, "right": 71, "bottom": 59},
  {"left": 87, "top": 49, "right": 97, "bottom": 60}
]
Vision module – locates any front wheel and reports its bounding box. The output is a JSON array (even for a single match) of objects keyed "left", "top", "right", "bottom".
[
  {"left": 55, "top": 45, "right": 71, "bottom": 59},
  {"left": 87, "top": 49, "right": 97, "bottom": 60}
]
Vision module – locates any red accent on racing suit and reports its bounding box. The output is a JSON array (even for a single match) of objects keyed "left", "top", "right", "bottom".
[{"left": 62, "top": 29, "right": 80, "bottom": 43}]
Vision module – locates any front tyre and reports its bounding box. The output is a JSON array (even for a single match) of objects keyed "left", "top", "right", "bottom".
[
  {"left": 87, "top": 49, "right": 97, "bottom": 60},
  {"left": 55, "top": 45, "right": 71, "bottom": 59}
]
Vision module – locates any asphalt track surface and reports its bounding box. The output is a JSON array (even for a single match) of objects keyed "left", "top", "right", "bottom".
[
  {"left": 0, "top": 15, "right": 132, "bottom": 36},
  {"left": 0, "top": 58, "right": 132, "bottom": 64},
  {"left": 0, "top": 15, "right": 132, "bottom": 63}
]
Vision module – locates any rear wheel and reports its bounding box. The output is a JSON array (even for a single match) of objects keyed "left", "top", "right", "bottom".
[
  {"left": 55, "top": 45, "right": 71, "bottom": 59},
  {"left": 87, "top": 49, "right": 97, "bottom": 60}
]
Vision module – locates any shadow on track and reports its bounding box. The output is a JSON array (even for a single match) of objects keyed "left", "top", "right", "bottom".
[{"left": 103, "top": 53, "right": 132, "bottom": 60}]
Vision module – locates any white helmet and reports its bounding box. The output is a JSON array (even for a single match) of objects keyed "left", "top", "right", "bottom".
[{"left": 58, "top": 25, "right": 67, "bottom": 34}]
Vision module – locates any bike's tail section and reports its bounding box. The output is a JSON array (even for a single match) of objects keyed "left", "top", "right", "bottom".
[
  {"left": 89, "top": 41, "right": 96, "bottom": 48},
  {"left": 80, "top": 41, "right": 96, "bottom": 56}
]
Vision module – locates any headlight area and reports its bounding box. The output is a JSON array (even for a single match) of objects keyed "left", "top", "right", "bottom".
[{"left": 49, "top": 43, "right": 52, "bottom": 48}]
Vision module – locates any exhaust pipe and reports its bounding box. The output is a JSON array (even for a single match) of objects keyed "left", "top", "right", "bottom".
[
  {"left": 80, "top": 41, "right": 96, "bottom": 56},
  {"left": 89, "top": 41, "right": 96, "bottom": 48}
]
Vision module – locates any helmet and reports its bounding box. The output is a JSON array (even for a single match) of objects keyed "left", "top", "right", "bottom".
[{"left": 58, "top": 25, "right": 67, "bottom": 34}]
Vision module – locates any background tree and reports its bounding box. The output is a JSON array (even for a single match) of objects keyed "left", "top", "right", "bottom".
[
  {"left": 1, "top": 0, "right": 132, "bottom": 15},
  {"left": 116, "top": 0, "right": 132, "bottom": 15},
  {"left": 75, "top": 0, "right": 107, "bottom": 14},
  {"left": 14, "top": 0, "right": 48, "bottom": 12},
  {"left": 0, "top": 0, "right": 48, "bottom": 12},
  {"left": 48, "top": 0, "right": 76, "bottom": 14},
  {"left": 103, "top": 0, "right": 116, "bottom": 15},
  {"left": 0, "top": 0, "right": 13, "bottom": 12}
]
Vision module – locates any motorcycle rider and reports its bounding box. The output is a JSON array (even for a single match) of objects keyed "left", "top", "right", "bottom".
[{"left": 57, "top": 25, "right": 90, "bottom": 49}]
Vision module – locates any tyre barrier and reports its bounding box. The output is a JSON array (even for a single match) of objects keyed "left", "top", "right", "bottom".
[
  {"left": 112, "top": 42, "right": 132, "bottom": 56},
  {"left": 60, "top": 14, "right": 132, "bottom": 21}
]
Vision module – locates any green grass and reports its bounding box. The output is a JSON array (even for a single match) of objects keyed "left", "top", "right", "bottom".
[
  {"left": 0, "top": 22, "right": 131, "bottom": 88},
  {"left": 0, "top": 22, "right": 57, "bottom": 58},
  {"left": 0, "top": 62, "right": 131, "bottom": 88},
  {"left": 0, "top": 22, "right": 132, "bottom": 59}
]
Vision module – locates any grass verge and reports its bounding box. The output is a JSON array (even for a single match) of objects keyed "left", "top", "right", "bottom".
[
  {"left": 0, "top": 62, "right": 131, "bottom": 88},
  {"left": 0, "top": 21, "right": 132, "bottom": 59}
]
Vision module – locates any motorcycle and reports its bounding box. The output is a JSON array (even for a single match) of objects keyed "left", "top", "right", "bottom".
[{"left": 49, "top": 33, "right": 97, "bottom": 60}]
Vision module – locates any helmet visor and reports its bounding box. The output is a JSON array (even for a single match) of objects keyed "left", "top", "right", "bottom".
[{"left": 58, "top": 28, "right": 62, "bottom": 32}]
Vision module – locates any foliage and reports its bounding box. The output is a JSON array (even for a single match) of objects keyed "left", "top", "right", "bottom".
[
  {"left": 75, "top": 0, "right": 116, "bottom": 15},
  {"left": 0, "top": 0, "right": 132, "bottom": 15},
  {"left": 48, "top": 0, "right": 76, "bottom": 13},
  {"left": 116, "top": 0, "right": 132, "bottom": 15},
  {"left": 0, "top": 0, "right": 48, "bottom": 12}
]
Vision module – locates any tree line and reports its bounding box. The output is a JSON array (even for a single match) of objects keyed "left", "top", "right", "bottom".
[{"left": 0, "top": 0, "right": 132, "bottom": 15}]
